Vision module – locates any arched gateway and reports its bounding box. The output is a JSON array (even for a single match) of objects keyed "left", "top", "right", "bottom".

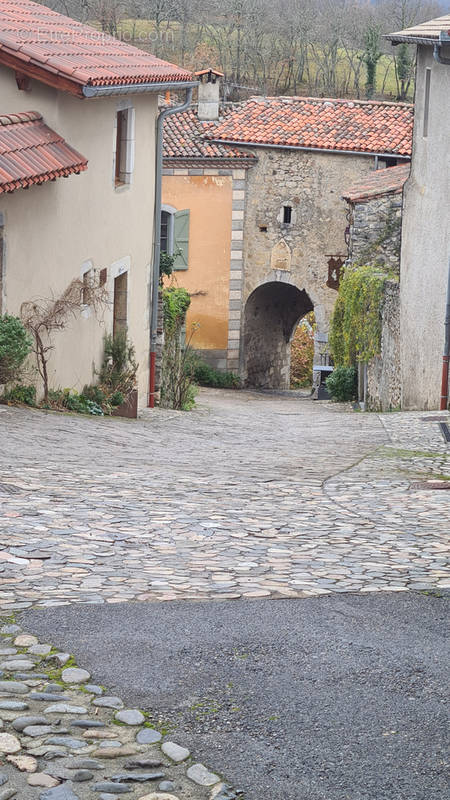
[{"left": 242, "top": 281, "right": 314, "bottom": 388}]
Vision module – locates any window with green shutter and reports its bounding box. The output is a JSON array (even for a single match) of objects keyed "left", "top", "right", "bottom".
[{"left": 173, "top": 209, "right": 190, "bottom": 270}]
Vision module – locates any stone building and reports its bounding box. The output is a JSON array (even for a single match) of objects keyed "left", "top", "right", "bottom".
[
  {"left": 210, "top": 96, "right": 413, "bottom": 388},
  {"left": 342, "top": 165, "right": 409, "bottom": 410},
  {"left": 162, "top": 72, "right": 255, "bottom": 373},
  {"left": 386, "top": 15, "right": 450, "bottom": 410}
]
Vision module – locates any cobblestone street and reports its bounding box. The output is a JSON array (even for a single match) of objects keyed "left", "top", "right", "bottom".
[
  {"left": 0, "top": 390, "right": 449, "bottom": 800},
  {"left": 1, "top": 389, "right": 449, "bottom": 608}
]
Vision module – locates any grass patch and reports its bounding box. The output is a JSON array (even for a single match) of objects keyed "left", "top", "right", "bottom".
[{"left": 381, "top": 447, "right": 444, "bottom": 460}]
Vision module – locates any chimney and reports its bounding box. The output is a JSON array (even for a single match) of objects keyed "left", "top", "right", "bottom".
[{"left": 195, "top": 68, "right": 223, "bottom": 121}]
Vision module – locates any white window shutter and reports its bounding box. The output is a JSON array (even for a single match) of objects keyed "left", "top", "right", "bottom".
[{"left": 173, "top": 209, "right": 190, "bottom": 270}]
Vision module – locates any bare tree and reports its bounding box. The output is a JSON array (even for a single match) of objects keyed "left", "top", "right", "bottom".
[{"left": 21, "top": 276, "right": 108, "bottom": 402}]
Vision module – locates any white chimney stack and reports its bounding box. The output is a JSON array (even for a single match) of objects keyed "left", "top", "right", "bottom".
[{"left": 195, "top": 68, "right": 223, "bottom": 121}]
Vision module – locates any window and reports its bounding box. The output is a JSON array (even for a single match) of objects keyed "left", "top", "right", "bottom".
[
  {"left": 160, "top": 207, "right": 190, "bottom": 270},
  {"left": 114, "top": 107, "right": 135, "bottom": 186},
  {"left": 378, "top": 157, "right": 398, "bottom": 169},
  {"left": 423, "top": 68, "right": 431, "bottom": 138},
  {"left": 161, "top": 210, "right": 172, "bottom": 254},
  {"left": 283, "top": 205, "right": 292, "bottom": 224},
  {"left": 113, "top": 272, "right": 128, "bottom": 335}
]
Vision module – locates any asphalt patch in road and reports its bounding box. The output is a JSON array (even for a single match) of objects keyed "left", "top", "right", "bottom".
[{"left": 23, "top": 592, "right": 449, "bottom": 800}]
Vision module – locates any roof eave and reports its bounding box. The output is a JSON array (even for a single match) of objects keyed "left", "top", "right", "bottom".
[
  {"left": 208, "top": 139, "right": 411, "bottom": 160},
  {"left": 385, "top": 34, "right": 439, "bottom": 45},
  {"left": 83, "top": 80, "right": 198, "bottom": 97},
  {"left": 342, "top": 187, "right": 405, "bottom": 203},
  {"left": 0, "top": 50, "right": 196, "bottom": 97}
]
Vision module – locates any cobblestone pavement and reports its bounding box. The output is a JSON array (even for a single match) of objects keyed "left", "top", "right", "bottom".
[
  {"left": 1, "top": 389, "right": 449, "bottom": 609},
  {"left": 0, "top": 619, "right": 233, "bottom": 800}
]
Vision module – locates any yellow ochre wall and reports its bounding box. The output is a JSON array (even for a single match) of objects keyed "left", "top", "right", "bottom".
[{"left": 162, "top": 173, "right": 233, "bottom": 351}]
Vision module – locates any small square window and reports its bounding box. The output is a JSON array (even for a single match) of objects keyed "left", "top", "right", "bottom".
[{"left": 283, "top": 206, "right": 292, "bottom": 224}]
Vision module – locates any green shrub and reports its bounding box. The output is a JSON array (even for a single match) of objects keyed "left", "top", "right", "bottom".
[
  {"left": 189, "top": 356, "right": 241, "bottom": 389},
  {"left": 47, "top": 388, "right": 103, "bottom": 416},
  {"left": 2, "top": 384, "right": 36, "bottom": 406},
  {"left": 109, "top": 390, "right": 124, "bottom": 407},
  {"left": 0, "top": 315, "right": 32, "bottom": 385},
  {"left": 326, "top": 366, "right": 358, "bottom": 402},
  {"left": 329, "top": 265, "right": 386, "bottom": 366},
  {"left": 82, "top": 385, "right": 106, "bottom": 406}
]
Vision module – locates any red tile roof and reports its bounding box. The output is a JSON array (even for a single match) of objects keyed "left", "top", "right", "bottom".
[
  {"left": 0, "top": 111, "right": 87, "bottom": 194},
  {"left": 163, "top": 107, "right": 256, "bottom": 166},
  {"left": 209, "top": 96, "right": 413, "bottom": 156},
  {"left": 342, "top": 164, "right": 410, "bottom": 203},
  {"left": 0, "top": 0, "right": 192, "bottom": 95}
]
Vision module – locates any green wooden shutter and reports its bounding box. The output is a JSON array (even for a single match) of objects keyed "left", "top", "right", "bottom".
[{"left": 173, "top": 209, "right": 190, "bottom": 270}]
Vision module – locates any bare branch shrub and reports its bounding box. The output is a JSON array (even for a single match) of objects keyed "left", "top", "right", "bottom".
[{"left": 21, "top": 275, "right": 109, "bottom": 402}]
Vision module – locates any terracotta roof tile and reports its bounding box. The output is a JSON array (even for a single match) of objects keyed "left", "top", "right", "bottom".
[
  {"left": 0, "top": 0, "right": 192, "bottom": 90},
  {"left": 209, "top": 96, "right": 413, "bottom": 156},
  {"left": 163, "top": 107, "right": 255, "bottom": 164},
  {"left": 342, "top": 164, "right": 410, "bottom": 203},
  {"left": 0, "top": 110, "right": 87, "bottom": 193}
]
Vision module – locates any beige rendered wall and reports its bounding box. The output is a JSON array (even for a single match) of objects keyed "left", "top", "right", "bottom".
[
  {"left": 162, "top": 173, "right": 233, "bottom": 352},
  {"left": 0, "top": 66, "right": 157, "bottom": 407},
  {"left": 399, "top": 45, "right": 450, "bottom": 410}
]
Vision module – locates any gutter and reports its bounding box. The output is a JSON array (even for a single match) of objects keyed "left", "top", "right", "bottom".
[
  {"left": 148, "top": 85, "right": 195, "bottom": 408},
  {"left": 208, "top": 139, "right": 411, "bottom": 160},
  {"left": 82, "top": 80, "right": 197, "bottom": 97}
]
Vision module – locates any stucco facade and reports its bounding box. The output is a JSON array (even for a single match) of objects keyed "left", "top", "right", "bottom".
[
  {"left": 398, "top": 45, "right": 450, "bottom": 409},
  {"left": 162, "top": 169, "right": 235, "bottom": 370},
  {"left": 239, "top": 147, "right": 379, "bottom": 388},
  {"left": 0, "top": 65, "right": 157, "bottom": 405}
]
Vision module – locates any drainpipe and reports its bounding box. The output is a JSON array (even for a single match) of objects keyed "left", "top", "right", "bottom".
[
  {"left": 148, "top": 86, "right": 194, "bottom": 407},
  {"left": 440, "top": 259, "right": 450, "bottom": 410},
  {"left": 433, "top": 42, "right": 450, "bottom": 66}
]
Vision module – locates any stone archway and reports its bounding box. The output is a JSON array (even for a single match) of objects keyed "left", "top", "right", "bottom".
[{"left": 242, "top": 281, "right": 314, "bottom": 388}]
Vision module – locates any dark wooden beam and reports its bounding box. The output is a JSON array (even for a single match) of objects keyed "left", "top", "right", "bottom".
[
  {"left": 0, "top": 51, "right": 85, "bottom": 98},
  {"left": 15, "top": 71, "right": 31, "bottom": 91}
]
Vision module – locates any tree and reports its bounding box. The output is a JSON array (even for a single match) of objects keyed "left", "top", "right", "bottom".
[{"left": 364, "top": 23, "right": 382, "bottom": 98}]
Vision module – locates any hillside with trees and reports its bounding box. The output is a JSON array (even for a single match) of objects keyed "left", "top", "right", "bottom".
[{"left": 42, "top": 0, "right": 445, "bottom": 100}]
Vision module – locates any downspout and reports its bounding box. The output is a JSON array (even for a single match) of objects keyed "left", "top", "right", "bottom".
[
  {"left": 433, "top": 42, "right": 450, "bottom": 66},
  {"left": 440, "top": 259, "right": 450, "bottom": 410},
  {"left": 148, "top": 86, "right": 194, "bottom": 407}
]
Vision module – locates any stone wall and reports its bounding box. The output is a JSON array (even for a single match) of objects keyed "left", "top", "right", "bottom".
[
  {"left": 346, "top": 193, "right": 402, "bottom": 411},
  {"left": 240, "top": 146, "right": 376, "bottom": 387},
  {"left": 367, "top": 280, "right": 401, "bottom": 411},
  {"left": 243, "top": 281, "right": 313, "bottom": 387},
  {"left": 347, "top": 193, "right": 402, "bottom": 271}
]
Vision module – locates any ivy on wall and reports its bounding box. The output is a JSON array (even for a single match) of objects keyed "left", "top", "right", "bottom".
[
  {"left": 160, "top": 287, "right": 195, "bottom": 410},
  {"left": 329, "top": 265, "right": 391, "bottom": 366}
]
